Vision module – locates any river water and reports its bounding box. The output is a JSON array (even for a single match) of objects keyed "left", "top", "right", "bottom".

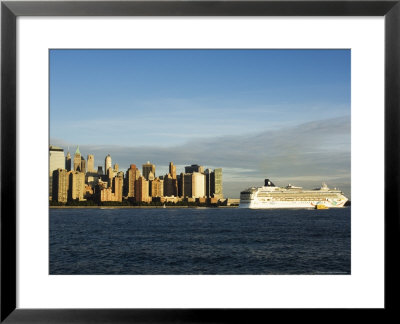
[{"left": 50, "top": 207, "right": 350, "bottom": 275}]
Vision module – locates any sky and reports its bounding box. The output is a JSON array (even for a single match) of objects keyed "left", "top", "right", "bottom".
[{"left": 50, "top": 49, "right": 351, "bottom": 198}]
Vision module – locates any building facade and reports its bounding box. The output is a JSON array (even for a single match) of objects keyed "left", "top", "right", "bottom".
[
  {"left": 87, "top": 154, "right": 95, "bottom": 173},
  {"left": 185, "top": 164, "right": 204, "bottom": 174},
  {"left": 135, "top": 176, "right": 150, "bottom": 202},
  {"left": 52, "top": 168, "right": 69, "bottom": 203},
  {"left": 105, "top": 154, "right": 112, "bottom": 173},
  {"left": 142, "top": 161, "right": 156, "bottom": 180},
  {"left": 69, "top": 171, "right": 85, "bottom": 201}
]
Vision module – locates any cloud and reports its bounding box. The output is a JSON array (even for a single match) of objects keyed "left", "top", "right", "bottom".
[{"left": 51, "top": 115, "right": 351, "bottom": 198}]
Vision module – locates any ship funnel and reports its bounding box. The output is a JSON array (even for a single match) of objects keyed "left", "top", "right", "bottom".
[{"left": 264, "top": 179, "right": 275, "bottom": 187}]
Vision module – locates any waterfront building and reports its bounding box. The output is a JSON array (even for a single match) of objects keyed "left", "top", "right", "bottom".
[
  {"left": 211, "top": 168, "right": 223, "bottom": 198},
  {"left": 124, "top": 164, "right": 140, "bottom": 198},
  {"left": 169, "top": 162, "right": 177, "bottom": 179},
  {"left": 192, "top": 172, "right": 206, "bottom": 198},
  {"left": 185, "top": 164, "right": 204, "bottom": 174},
  {"left": 204, "top": 169, "right": 212, "bottom": 198},
  {"left": 182, "top": 173, "right": 192, "bottom": 197},
  {"left": 149, "top": 178, "right": 164, "bottom": 197},
  {"left": 49, "top": 146, "right": 65, "bottom": 196},
  {"left": 111, "top": 174, "right": 124, "bottom": 202},
  {"left": 178, "top": 173, "right": 184, "bottom": 197},
  {"left": 142, "top": 161, "right": 156, "bottom": 180},
  {"left": 65, "top": 151, "right": 71, "bottom": 171},
  {"left": 73, "top": 146, "right": 82, "bottom": 172},
  {"left": 105, "top": 154, "right": 112, "bottom": 173},
  {"left": 52, "top": 168, "right": 69, "bottom": 203},
  {"left": 163, "top": 174, "right": 178, "bottom": 197},
  {"left": 87, "top": 154, "right": 95, "bottom": 173},
  {"left": 68, "top": 171, "right": 85, "bottom": 201},
  {"left": 50, "top": 146, "right": 65, "bottom": 175},
  {"left": 135, "top": 176, "right": 150, "bottom": 203},
  {"left": 179, "top": 172, "right": 206, "bottom": 198}
]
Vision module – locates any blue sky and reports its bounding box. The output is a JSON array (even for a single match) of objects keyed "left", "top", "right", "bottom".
[{"left": 50, "top": 49, "right": 351, "bottom": 198}]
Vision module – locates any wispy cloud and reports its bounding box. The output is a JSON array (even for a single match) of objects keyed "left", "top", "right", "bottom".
[{"left": 51, "top": 115, "right": 351, "bottom": 198}]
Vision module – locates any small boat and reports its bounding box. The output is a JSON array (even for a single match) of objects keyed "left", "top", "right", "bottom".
[{"left": 315, "top": 204, "right": 329, "bottom": 210}]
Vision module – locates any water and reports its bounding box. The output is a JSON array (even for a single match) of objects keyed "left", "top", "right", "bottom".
[{"left": 49, "top": 207, "right": 350, "bottom": 275}]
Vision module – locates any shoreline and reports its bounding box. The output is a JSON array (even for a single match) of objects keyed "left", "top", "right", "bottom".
[{"left": 49, "top": 205, "right": 239, "bottom": 209}]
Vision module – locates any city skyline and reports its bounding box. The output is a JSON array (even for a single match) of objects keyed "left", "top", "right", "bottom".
[{"left": 50, "top": 49, "right": 351, "bottom": 198}]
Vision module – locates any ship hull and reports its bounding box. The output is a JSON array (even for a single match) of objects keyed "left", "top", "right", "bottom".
[{"left": 239, "top": 199, "right": 347, "bottom": 209}]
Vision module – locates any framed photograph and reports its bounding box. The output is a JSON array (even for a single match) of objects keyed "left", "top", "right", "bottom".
[{"left": 1, "top": 0, "right": 399, "bottom": 322}]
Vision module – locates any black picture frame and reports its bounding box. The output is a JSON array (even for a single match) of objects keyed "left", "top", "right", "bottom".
[{"left": 1, "top": 0, "right": 399, "bottom": 322}]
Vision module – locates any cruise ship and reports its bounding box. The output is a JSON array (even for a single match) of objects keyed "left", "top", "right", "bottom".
[{"left": 239, "top": 179, "right": 348, "bottom": 209}]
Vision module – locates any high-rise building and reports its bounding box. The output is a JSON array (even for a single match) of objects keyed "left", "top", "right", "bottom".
[
  {"left": 97, "top": 166, "right": 104, "bottom": 175},
  {"left": 111, "top": 174, "right": 124, "bottom": 202},
  {"left": 142, "top": 161, "right": 155, "bottom": 180},
  {"left": 107, "top": 167, "right": 114, "bottom": 186},
  {"left": 192, "top": 172, "right": 206, "bottom": 198},
  {"left": 80, "top": 156, "right": 86, "bottom": 174},
  {"left": 204, "top": 169, "right": 212, "bottom": 198},
  {"left": 114, "top": 164, "right": 119, "bottom": 172},
  {"left": 124, "top": 164, "right": 140, "bottom": 198},
  {"left": 65, "top": 151, "right": 71, "bottom": 171},
  {"left": 68, "top": 171, "right": 85, "bottom": 201},
  {"left": 105, "top": 154, "right": 112, "bottom": 173},
  {"left": 49, "top": 146, "right": 65, "bottom": 176},
  {"left": 211, "top": 168, "right": 223, "bottom": 199},
  {"left": 185, "top": 164, "right": 204, "bottom": 174},
  {"left": 49, "top": 146, "right": 65, "bottom": 197},
  {"left": 135, "top": 176, "right": 150, "bottom": 203},
  {"left": 73, "top": 146, "right": 82, "bottom": 172},
  {"left": 169, "top": 162, "right": 177, "bottom": 179},
  {"left": 87, "top": 154, "right": 95, "bottom": 173},
  {"left": 164, "top": 174, "right": 178, "bottom": 197},
  {"left": 52, "top": 168, "right": 69, "bottom": 202},
  {"left": 179, "top": 172, "right": 206, "bottom": 198},
  {"left": 149, "top": 178, "right": 164, "bottom": 197},
  {"left": 183, "top": 173, "right": 192, "bottom": 197}
]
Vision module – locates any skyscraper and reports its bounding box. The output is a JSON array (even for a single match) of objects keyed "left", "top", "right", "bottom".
[
  {"left": 49, "top": 145, "right": 65, "bottom": 197},
  {"left": 68, "top": 171, "right": 85, "bottom": 201},
  {"left": 52, "top": 168, "right": 69, "bottom": 203},
  {"left": 112, "top": 174, "right": 124, "bottom": 202},
  {"left": 135, "top": 176, "right": 150, "bottom": 203},
  {"left": 142, "top": 161, "right": 155, "bottom": 180},
  {"left": 87, "top": 154, "right": 95, "bottom": 173},
  {"left": 124, "top": 164, "right": 140, "bottom": 198},
  {"left": 191, "top": 172, "right": 206, "bottom": 198},
  {"left": 65, "top": 151, "right": 71, "bottom": 171},
  {"left": 185, "top": 164, "right": 204, "bottom": 174},
  {"left": 164, "top": 174, "right": 178, "bottom": 197},
  {"left": 105, "top": 154, "right": 112, "bottom": 173},
  {"left": 80, "top": 156, "right": 86, "bottom": 174},
  {"left": 211, "top": 168, "right": 223, "bottom": 199},
  {"left": 169, "top": 162, "right": 177, "bottom": 179},
  {"left": 73, "top": 146, "right": 82, "bottom": 172},
  {"left": 49, "top": 146, "right": 65, "bottom": 176},
  {"left": 149, "top": 178, "right": 164, "bottom": 197}
]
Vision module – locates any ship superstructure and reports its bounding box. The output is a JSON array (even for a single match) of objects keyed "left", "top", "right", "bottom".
[{"left": 239, "top": 179, "right": 348, "bottom": 209}]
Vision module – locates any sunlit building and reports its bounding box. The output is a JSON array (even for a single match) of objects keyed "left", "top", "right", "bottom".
[
  {"left": 52, "top": 168, "right": 69, "bottom": 203},
  {"left": 87, "top": 154, "right": 95, "bottom": 173},
  {"left": 142, "top": 161, "right": 156, "bottom": 180}
]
